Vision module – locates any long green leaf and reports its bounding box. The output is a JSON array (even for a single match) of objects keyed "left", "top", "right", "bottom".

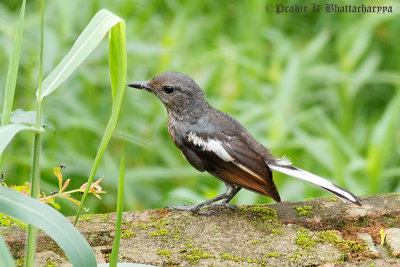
[
  {"left": 37, "top": 9, "right": 123, "bottom": 100},
  {"left": 0, "top": 234, "right": 14, "bottom": 267},
  {"left": 1, "top": 0, "right": 26, "bottom": 126},
  {"left": 0, "top": 124, "right": 34, "bottom": 156},
  {"left": 75, "top": 14, "right": 126, "bottom": 224},
  {"left": 0, "top": 185, "right": 96, "bottom": 266}
]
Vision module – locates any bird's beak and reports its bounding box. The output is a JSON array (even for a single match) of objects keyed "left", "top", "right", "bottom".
[{"left": 127, "top": 81, "right": 153, "bottom": 92}]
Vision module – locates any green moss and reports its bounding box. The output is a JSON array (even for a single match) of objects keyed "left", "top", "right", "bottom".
[
  {"left": 80, "top": 213, "right": 110, "bottom": 222},
  {"left": 266, "top": 252, "right": 280, "bottom": 258},
  {"left": 233, "top": 256, "right": 242, "bottom": 262},
  {"left": 239, "top": 206, "right": 278, "bottom": 221},
  {"left": 220, "top": 253, "right": 246, "bottom": 262},
  {"left": 220, "top": 253, "right": 232, "bottom": 260},
  {"left": 298, "top": 228, "right": 308, "bottom": 234},
  {"left": 139, "top": 224, "right": 148, "bottom": 229},
  {"left": 326, "top": 197, "right": 338, "bottom": 202},
  {"left": 344, "top": 241, "right": 365, "bottom": 252},
  {"left": 221, "top": 251, "right": 281, "bottom": 265},
  {"left": 269, "top": 227, "right": 282, "bottom": 235},
  {"left": 156, "top": 220, "right": 167, "bottom": 228},
  {"left": 239, "top": 205, "right": 282, "bottom": 235},
  {"left": 295, "top": 206, "right": 313, "bottom": 216},
  {"left": 182, "top": 248, "right": 214, "bottom": 264},
  {"left": 79, "top": 214, "right": 96, "bottom": 221},
  {"left": 295, "top": 233, "right": 316, "bottom": 249},
  {"left": 286, "top": 249, "right": 303, "bottom": 263},
  {"left": 46, "top": 260, "right": 56, "bottom": 267},
  {"left": 157, "top": 249, "right": 171, "bottom": 258},
  {"left": 353, "top": 217, "right": 368, "bottom": 227},
  {"left": 246, "top": 258, "right": 257, "bottom": 264},
  {"left": 251, "top": 239, "right": 261, "bottom": 245},
  {"left": 317, "top": 230, "right": 342, "bottom": 244},
  {"left": 98, "top": 213, "right": 111, "bottom": 220},
  {"left": 150, "top": 228, "right": 169, "bottom": 237},
  {"left": 103, "top": 251, "right": 111, "bottom": 262},
  {"left": 220, "top": 253, "right": 243, "bottom": 262},
  {"left": 52, "top": 247, "right": 67, "bottom": 259},
  {"left": 121, "top": 229, "right": 134, "bottom": 239},
  {"left": 317, "top": 230, "right": 367, "bottom": 253},
  {"left": 15, "top": 257, "right": 25, "bottom": 267}
]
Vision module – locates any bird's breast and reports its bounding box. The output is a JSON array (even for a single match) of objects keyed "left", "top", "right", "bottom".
[
  {"left": 167, "top": 114, "right": 184, "bottom": 147},
  {"left": 167, "top": 114, "right": 175, "bottom": 141}
]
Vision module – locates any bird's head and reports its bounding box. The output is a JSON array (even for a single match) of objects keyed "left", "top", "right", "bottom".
[{"left": 128, "top": 72, "right": 208, "bottom": 116}]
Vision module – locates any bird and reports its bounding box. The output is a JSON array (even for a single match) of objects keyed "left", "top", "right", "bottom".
[{"left": 128, "top": 71, "right": 361, "bottom": 213}]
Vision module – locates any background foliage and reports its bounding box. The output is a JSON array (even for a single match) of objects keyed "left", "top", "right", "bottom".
[{"left": 0, "top": 0, "right": 399, "bottom": 215}]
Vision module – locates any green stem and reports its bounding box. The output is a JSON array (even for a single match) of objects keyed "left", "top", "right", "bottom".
[
  {"left": 74, "top": 12, "right": 126, "bottom": 226},
  {"left": 40, "top": 189, "right": 81, "bottom": 201},
  {"left": 109, "top": 149, "right": 125, "bottom": 266},
  {"left": 73, "top": 108, "right": 120, "bottom": 225},
  {"left": 26, "top": 0, "right": 45, "bottom": 265},
  {"left": 25, "top": 131, "right": 42, "bottom": 266}
]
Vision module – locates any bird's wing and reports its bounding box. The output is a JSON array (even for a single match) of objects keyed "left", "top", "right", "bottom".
[
  {"left": 180, "top": 145, "right": 206, "bottom": 172},
  {"left": 182, "top": 130, "right": 281, "bottom": 201}
]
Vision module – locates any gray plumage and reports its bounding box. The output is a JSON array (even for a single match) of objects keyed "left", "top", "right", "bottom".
[{"left": 128, "top": 72, "right": 361, "bottom": 212}]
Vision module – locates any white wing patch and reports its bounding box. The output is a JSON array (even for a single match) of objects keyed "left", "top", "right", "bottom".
[
  {"left": 275, "top": 155, "right": 292, "bottom": 166},
  {"left": 186, "top": 132, "right": 267, "bottom": 181},
  {"left": 187, "top": 132, "right": 234, "bottom": 162}
]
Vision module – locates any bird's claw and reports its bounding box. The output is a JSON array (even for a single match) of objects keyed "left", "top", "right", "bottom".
[
  {"left": 165, "top": 205, "right": 215, "bottom": 215},
  {"left": 209, "top": 202, "right": 237, "bottom": 209}
]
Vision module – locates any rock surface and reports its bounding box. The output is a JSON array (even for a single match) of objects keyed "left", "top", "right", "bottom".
[{"left": 2, "top": 193, "right": 400, "bottom": 266}]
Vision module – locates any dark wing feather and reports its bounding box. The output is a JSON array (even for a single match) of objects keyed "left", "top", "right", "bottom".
[
  {"left": 219, "top": 133, "right": 281, "bottom": 202},
  {"left": 182, "top": 131, "right": 281, "bottom": 202},
  {"left": 180, "top": 146, "right": 206, "bottom": 172}
]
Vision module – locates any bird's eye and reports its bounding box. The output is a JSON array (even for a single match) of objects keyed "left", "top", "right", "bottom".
[{"left": 163, "top": 86, "right": 174, "bottom": 94}]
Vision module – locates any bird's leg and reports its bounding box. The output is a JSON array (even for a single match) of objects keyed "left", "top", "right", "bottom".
[
  {"left": 211, "top": 184, "right": 241, "bottom": 208},
  {"left": 222, "top": 187, "right": 241, "bottom": 204},
  {"left": 167, "top": 184, "right": 241, "bottom": 214}
]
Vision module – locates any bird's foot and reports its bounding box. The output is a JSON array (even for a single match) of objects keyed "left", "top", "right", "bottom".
[
  {"left": 166, "top": 204, "right": 214, "bottom": 215},
  {"left": 209, "top": 202, "right": 237, "bottom": 209}
]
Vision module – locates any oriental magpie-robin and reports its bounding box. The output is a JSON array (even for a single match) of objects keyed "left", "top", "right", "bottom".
[{"left": 128, "top": 72, "right": 361, "bottom": 213}]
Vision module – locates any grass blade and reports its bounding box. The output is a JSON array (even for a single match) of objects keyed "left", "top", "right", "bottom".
[
  {"left": 0, "top": 185, "right": 96, "bottom": 266},
  {"left": 74, "top": 16, "right": 126, "bottom": 224},
  {"left": 37, "top": 9, "right": 124, "bottom": 100},
  {"left": 1, "top": 0, "right": 26, "bottom": 126},
  {"left": 109, "top": 148, "right": 125, "bottom": 266},
  {"left": 0, "top": 234, "right": 14, "bottom": 266},
  {"left": 0, "top": 124, "right": 34, "bottom": 156}
]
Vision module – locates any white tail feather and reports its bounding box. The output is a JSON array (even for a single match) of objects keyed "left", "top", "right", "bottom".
[{"left": 269, "top": 164, "right": 359, "bottom": 204}]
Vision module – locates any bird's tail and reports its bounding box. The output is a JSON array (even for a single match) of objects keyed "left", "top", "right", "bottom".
[{"left": 268, "top": 158, "right": 361, "bottom": 206}]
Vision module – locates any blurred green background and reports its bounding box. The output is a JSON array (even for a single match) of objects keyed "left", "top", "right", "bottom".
[{"left": 0, "top": 0, "right": 399, "bottom": 215}]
